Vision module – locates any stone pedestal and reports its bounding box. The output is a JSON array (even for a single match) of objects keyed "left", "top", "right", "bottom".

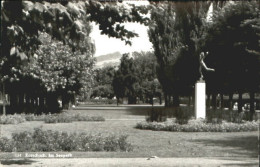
[{"left": 195, "top": 80, "right": 206, "bottom": 119}]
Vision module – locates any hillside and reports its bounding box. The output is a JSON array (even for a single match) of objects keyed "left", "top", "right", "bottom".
[{"left": 95, "top": 52, "right": 122, "bottom": 69}]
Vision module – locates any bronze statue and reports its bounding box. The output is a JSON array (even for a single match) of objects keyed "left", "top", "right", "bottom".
[{"left": 199, "top": 52, "right": 215, "bottom": 80}]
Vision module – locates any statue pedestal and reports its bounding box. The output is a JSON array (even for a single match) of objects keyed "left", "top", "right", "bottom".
[{"left": 195, "top": 80, "right": 206, "bottom": 119}]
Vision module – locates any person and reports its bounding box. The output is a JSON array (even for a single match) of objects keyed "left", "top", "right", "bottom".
[{"left": 199, "top": 52, "right": 215, "bottom": 80}]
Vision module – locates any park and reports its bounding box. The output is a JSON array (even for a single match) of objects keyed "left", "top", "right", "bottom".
[{"left": 0, "top": 1, "right": 259, "bottom": 166}]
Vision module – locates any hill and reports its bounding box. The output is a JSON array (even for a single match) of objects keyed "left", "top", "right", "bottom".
[{"left": 95, "top": 52, "right": 122, "bottom": 69}]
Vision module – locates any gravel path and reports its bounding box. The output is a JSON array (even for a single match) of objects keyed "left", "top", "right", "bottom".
[{"left": 1, "top": 157, "right": 258, "bottom": 167}]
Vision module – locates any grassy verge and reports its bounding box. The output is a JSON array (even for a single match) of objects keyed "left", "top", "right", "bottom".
[{"left": 0, "top": 107, "right": 258, "bottom": 158}]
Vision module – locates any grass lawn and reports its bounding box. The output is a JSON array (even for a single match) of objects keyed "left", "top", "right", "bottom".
[{"left": 0, "top": 105, "right": 258, "bottom": 158}]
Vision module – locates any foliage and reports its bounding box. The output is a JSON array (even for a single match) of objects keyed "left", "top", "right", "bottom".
[
  {"left": 91, "top": 66, "right": 116, "bottom": 99},
  {"left": 148, "top": 2, "right": 212, "bottom": 106},
  {"left": 112, "top": 53, "right": 138, "bottom": 104},
  {"left": 203, "top": 1, "right": 260, "bottom": 114},
  {"left": 1, "top": 1, "right": 148, "bottom": 113},
  {"left": 43, "top": 113, "right": 105, "bottom": 123},
  {"left": 112, "top": 52, "right": 162, "bottom": 104},
  {"left": 0, "top": 113, "right": 105, "bottom": 124},
  {"left": 136, "top": 119, "right": 258, "bottom": 132},
  {"left": 133, "top": 52, "right": 162, "bottom": 104},
  {"left": 0, "top": 114, "right": 26, "bottom": 124},
  {"left": 146, "top": 108, "right": 167, "bottom": 122},
  {"left": 206, "top": 109, "right": 258, "bottom": 124},
  {"left": 24, "top": 33, "right": 95, "bottom": 108},
  {"left": 1, "top": 1, "right": 148, "bottom": 82},
  {"left": 87, "top": 98, "right": 117, "bottom": 105},
  {"left": 0, "top": 128, "right": 133, "bottom": 152},
  {"left": 174, "top": 107, "right": 194, "bottom": 125}
]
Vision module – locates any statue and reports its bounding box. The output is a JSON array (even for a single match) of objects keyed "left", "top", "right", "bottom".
[{"left": 199, "top": 52, "right": 215, "bottom": 80}]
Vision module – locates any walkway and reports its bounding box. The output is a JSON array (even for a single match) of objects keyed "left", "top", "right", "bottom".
[{"left": 1, "top": 157, "right": 258, "bottom": 167}]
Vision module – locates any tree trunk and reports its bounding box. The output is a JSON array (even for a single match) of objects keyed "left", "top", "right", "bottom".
[
  {"left": 228, "top": 93, "right": 233, "bottom": 110},
  {"left": 25, "top": 94, "right": 30, "bottom": 105},
  {"left": 172, "top": 94, "right": 180, "bottom": 107},
  {"left": 188, "top": 96, "right": 191, "bottom": 107},
  {"left": 62, "top": 95, "right": 70, "bottom": 109},
  {"left": 211, "top": 93, "right": 217, "bottom": 110},
  {"left": 18, "top": 93, "right": 24, "bottom": 106},
  {"left": 39, "top": 96, "right": 44, "bottom": 107},
  {"left": 249, "top": 91, "right": 255, "bottom": 121},
  {"left": 165, "top": 93, "right": 168, "bottom": 107},
  {"left": 2, "top": 83, "right": 6, "bottom": 115},
  {"left": 238, "top": 92, "right": 243, "bottom": 112},
  {"left": 220, "top": 94, "right": 224, "bottom": 109}
]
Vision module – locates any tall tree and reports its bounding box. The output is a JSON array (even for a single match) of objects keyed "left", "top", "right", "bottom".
[
  {"left": 24, "top": 33, "right": 95, "bottom": 109},
  {"left": 91, "top": 66, "right": 115, "bottom": 99},
  {"left": 148, "top": 2, "right": 211, "bottom": 107},
  {"left": 204, "top": 1, "right": 260, "bottom": 118},
  {"left": 1, "top": 1, "right": 148, "bottom": 114}
]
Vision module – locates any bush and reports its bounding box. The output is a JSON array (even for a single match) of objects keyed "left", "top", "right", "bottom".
[
  {"left": 44, "top": 113, "right": 105, "bottom": 123},
  {"left": 136, "top": 119, "right": 258, "bottom": 132},
  {"left": 0, "top": 113, "right": 105, "bottom": 124},
  {"left": 72, "top": 113, "right": 105, "bottom": 122},
  {"left": 22, "top": 113, "right": 46, "bottom": 121},
  {"left": 206, "top": 109, "right": 258, "bottom": 123},
  {"left": 175, "top": 107, "right": 194, "bottom": 125},
  {"left": 0, "top": 114, "right": 26, "bottom": 124},
  {"left": 44, "top": 113, "right": 73, "bottom": 123},
  {"left": 0, "top": 128, "right": 133, "bottom": 152},
  {"left": 146, "top": 108, "right": 167, "bottom": 122},
  {"left": 86, "top": 99, "right": 117, "bottom": 105}
]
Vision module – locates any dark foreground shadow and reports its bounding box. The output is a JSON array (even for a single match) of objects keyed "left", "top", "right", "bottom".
[
  {"left": 192, "top": 136, "right": 258, "bottom": 158},
  {"left": 1, "top": 159, "right": 36, "bottom": 165}
]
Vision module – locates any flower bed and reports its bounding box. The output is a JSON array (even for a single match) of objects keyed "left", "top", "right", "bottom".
[
  {"left": 136, "top": 119, "right": 258, "bottom": 132},
  {"left": 0, "top": 128, "right": 133, "bottom": 152}
]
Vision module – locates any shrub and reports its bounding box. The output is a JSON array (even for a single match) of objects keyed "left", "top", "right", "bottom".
[
  {"left": 72, "top": 113, "right": 105, "bottom": 122},
  {"left": 146, "top": 108, "right": 167, "bottom": 122},
  {"left": 22, "top": 113, "right": 46, "bottom": 121},
  {"left": 44, "top": 113, "right": 105, "bottom": 123},
  {"left": 0, "top": 112, "right": 105, "bottom": 124},
  {"left": 136, "top": 119, "right": 258, "bottom": 132},
  {"left": 0, "top": 128, "right": 133, "bottom": 152},
  {"left": 206, "top": 109, "right": 258, "bottom": 123},
  {"left": 175, "top": 107, "right": 194, "bottom": 125},
  {"left": 0, "top": 114, "right": 26, "bottom": 124}
]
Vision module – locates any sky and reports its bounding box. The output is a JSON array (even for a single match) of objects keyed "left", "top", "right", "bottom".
[
  {"left": 90, "top": 1, "right": 213, "bottom": 57},
  {"left": 90, "top": 0, "right": 153, "bottom": 57},
  {"left": 90, "top": 23, "right": 153, "bottom": 57}
]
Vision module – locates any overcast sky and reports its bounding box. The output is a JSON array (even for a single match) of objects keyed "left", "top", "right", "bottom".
[
  {"left": 90, "top": 22, "right": 153, "bottom": 57},
  {"left": 90, "top": 0, "right": 152, "bottom": 57},
  {"left": 90, "top": 1, "right": 213, "bottom": 57}
]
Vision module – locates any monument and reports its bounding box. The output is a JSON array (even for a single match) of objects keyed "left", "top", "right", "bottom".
[{"left": 195, "top": 52, "right": 214, "bottom": 119}]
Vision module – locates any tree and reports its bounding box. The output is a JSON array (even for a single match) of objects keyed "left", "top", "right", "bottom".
[
  {"left": 133, "top": 51, "right": 162, "bottom": 104},
  {"left": 91, "top": 66, "right": 115, "bottom": 99},
  {"left": 112, "top": 52, "right": 162, "bottom": 105},
  {"left": 112, "top": 54, "right": 138, "bottom": 104},
  {"left": 24, "top": 32, "right": 95, "bottom": 109},
  {"left": 203, "top": 1, "right": 260, "bottom": 119},
  {"left": 1, "top": 1, "right": 148, "bottom": 114},
  {"left": 148, "top": 2, "right": 211, "bottom": 107}
]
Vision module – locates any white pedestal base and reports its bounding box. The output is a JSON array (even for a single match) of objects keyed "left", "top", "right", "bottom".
[{"left": 195, "top": 81, "right": 206, "bottom": 119}]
